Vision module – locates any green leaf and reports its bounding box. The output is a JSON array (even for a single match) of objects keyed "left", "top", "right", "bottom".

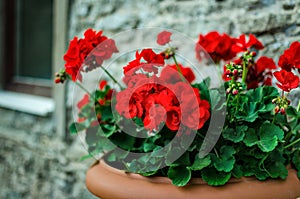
[
  {"left": 263, "top": 150, "right": 288, "bottom": 179},
  {"left": 247, "top": 86, "right": 279, "bottom": 104},
  {"left": 286, "top": 106, "right": 300, "bottom": 118},
  {"left": 106, "top": 149, "right": 129, "bottom": 162},
  {"left": 232, "top": 164, "right": 243, "bottom": 178},
  {"left": 292, "top": 150, "right": 300, "bottom": 171},
  {"left": 210, "top": 89, "right": 226, "bottom": 111},
  {"left": 211, "top": 146, "right": 236, "bottom": 172},
  {"left": 143, "top": 142, "right": 156, "bottom": 152},
  {"left": 236, "top": 102, "right": 265, "bottom": 122},
  {"left": 86, "top": 127, "right": 99, "bottom": 145},
  {"left": 243, "top": 128, "right": 258, "bottom": 147},
  {"left": 192, "top": 77, "right": 211, "bottom": 102},
  {"left": 167, "top": 166, "right": 191, "bottom": 186},
  {"left": 257, "top": 122, "right": 284, "bottom": 152},
  {"left": 150, "top": 146, "right": 166, "bottom": 158},
  {"left": 222, "top": 125, "right": 247, "bottom": 143},
  {"left": 96, "top": 136, "right": 116, "bottom": 151},
  {"left": 69, "top": 122, "right": 86, "bottom": 135},
  {"left": 80, "top": 153, "right": 93, "bottom": 161},
  {"left": 189, "top": 155, "right": 211, "bottom": 171},
  {"left": 99, "top": 105, "right": 114, "bottom": 121},
  {"left": 100, "top": 123, "right": 116, "bottom": 137},
  {"left": 166, "top": 147, "right": 190, "bottom": 166},
  {"left": 109, "top": 132, "right": 135, "bottom": 150},
  {"left": 201, "top": 167, "right": 231, "bottom": 186},
  {"left": 69, "top": 123, "right": 78, "bottom": 135}
]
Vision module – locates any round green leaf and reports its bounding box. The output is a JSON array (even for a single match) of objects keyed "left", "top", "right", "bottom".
[{"left": 167, "top": 166, "right": 191, "bottom": 187}]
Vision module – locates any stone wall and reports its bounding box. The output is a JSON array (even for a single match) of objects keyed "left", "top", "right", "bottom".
[
  {"left": 69, "top": 0, "right": 300, "bottom": 60},
  {"left": 0, "top": 108, "right": 97, "bottom": 199},
  {"left": 1, "top": 0, "right": 299, "bottom": 198}
]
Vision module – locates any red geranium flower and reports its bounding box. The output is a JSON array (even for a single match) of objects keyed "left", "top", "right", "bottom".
[
  {"left": 232, "top": 34, "right": 264, "bottom": 53},
  {"left": 157, "top": 31, "right": 172, "bottom": 45},
  {"left": 77, "top": 94, "right": 90, "bottom": 109},
  {"left": 255, "top": 56, "right": 276, "bottom": 74},
  {"left": 123, "top": 49, "right": 164, "bottom": 75},
  {"left": 196, "top": 31, "right": 237, "bottom": 62},
  {"left": 278, "top": 41, "right": 300, "bottom": 71},
  {"left": 166, "top": 106, "right": 181, "bottom": 131},
  {"left": 160, "top": 64, "right": 196, "bottom": 83},
  {"left": 274, "top": 70, "right": 299, "bottom": 92},
  {"left": 99, "top": 80, "right": 107, "bottom": 90},
  {"left": 63, "top": 29, "right": 118, "bottom": 81},
  {"left": 92, "top": 39, "right": 118, "bottom": 66}
]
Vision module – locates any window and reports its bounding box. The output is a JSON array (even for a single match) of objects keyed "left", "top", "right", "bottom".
[
  {"left": 0, "top": 0, "right": 68, "bottom": 135},
  {"left": 2, "top": 0, "right": 53, "bottom": 97}
]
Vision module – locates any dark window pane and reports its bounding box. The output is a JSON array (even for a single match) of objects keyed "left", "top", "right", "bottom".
[{"left": 16, "top": 0, "right": 53, "bottom": 79}]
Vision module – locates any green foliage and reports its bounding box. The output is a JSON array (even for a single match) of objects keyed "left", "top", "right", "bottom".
[
  {"left": 211, "top": 146, "right": 236, "bottom": 172},
  {"left": 201, "top": 167, "right": 231, "bottom": 186},
  {"left": 188, "top": 155, "right": 211, "bottom": 171},
  {"left": 292, "top": 150, "right": 300, "bottom": 178},
  {"left": 75, "top": 77, "right": 300, "bottom": 187},
  {"left": 167, "top": 166, "right": 191, "bottom": 186},
  {"left": 222, "top": 125, "right": 247, "bottom": 143}
]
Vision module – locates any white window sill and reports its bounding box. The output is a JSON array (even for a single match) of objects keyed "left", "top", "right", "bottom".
[{"left": 0, "top": 91, "right": 54, "bottom": 116}]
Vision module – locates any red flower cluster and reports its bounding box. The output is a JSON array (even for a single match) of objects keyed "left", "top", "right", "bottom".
[
  {"left": 63, "top": 29, "right": 118, "bottom": 81},
  {"left": 116, "top": 71, "right": 210, "bottom": 132},
  {"left": 123, "top": 49, "right": 165, "bottom": 75},
  {"left": 196, "top": 32, "right": 237, "bottom": 62},
  {"left": 232, "top": 34, "right": 264, "bottom": 53},
  {"left": 157, "top": 31, "right": 172, "bottom": 46},
  {"left": 196, "top": 32, "right": 264, "bottom": 63},
  {"left": 246, "top": 56, "right": 277, "bottom": 89},
  {"left": 278, "top": 41, "right": 300, "bottom": 71},
  {"left": 160, "top": 64, "right": 196, "bottom": 83},
  {"left": 274, "top": 70, "right": 299, "bottom": 92},
  {"left": 77, "top": 80, "right": 113, "bottom": 125}
]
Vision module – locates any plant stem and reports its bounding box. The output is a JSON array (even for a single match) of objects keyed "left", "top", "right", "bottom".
[
  {"left": 284, "top": 138, "right": 300, "bottom": 149},
  {"left": 101, "top": 67, "right": 124, "bottom": 90},
  {"left": 172, "top": 55, "right": 185, "bottom": 82},
  {"left": 213, "top": 148, "right": 219, "bottom": 158},
  {"left": 74, "top": 81, "right": 92, "bottom": 96},
  {"left": 272, "top": 114, "right": 276, "bottom": 124},
  {"left": 241, "top": 61, "right": 248, "bottom": 83},
  {"left": 297, "top": 100, "right": 300, "bottom": 112},
  {"left": 235, "top": 93, "right": 240, "bottom": 113}
]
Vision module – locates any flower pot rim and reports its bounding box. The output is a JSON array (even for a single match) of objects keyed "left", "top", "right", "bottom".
[
  {"left": 86, "top": 159, "right": 300, "bottom": 199},
  {"left": 93, "top": 159, "right": 259, "bottom": 185}
]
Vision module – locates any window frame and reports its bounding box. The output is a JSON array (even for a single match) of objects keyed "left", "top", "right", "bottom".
[
  {"left": 2, "top": 0, "right": 53, "bottom": 97},
  {"left": 0, "top": 0, "right": 69, "bottom": 138}
]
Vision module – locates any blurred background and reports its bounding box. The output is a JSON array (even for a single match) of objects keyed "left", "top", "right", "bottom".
[{"left": 0, "top": 0, "right": 299, "bottom": 198}]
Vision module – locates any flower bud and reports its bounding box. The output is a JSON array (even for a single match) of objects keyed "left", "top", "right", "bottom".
[
  {"left": 55, "top": 77, "right": 61, "bottom": 84},
  {"left": 274, "top": 106, "right": 280, "bottom": 114},
  {"left": 226, "top": 69, "right": 232, "bottom": 75},
  {"left": 280, "top": 107, "right": 286, "bottom": 115},
  {"left": 272, "top": 98, "right": 277, "bottom": 104},
  {"left": 232, "top": 89, "right": 239, "bottom": 95},
  {"left": 226, "top": 88, "right": 231, "bottom": 94},
  {"left": 233, "top": 69, "right": 238, "bottom": 76},
  {"left": 250, "top": 51, "right": 257, "bottom": 57}
]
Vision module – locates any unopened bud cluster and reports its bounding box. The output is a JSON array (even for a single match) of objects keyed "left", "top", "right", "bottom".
[
  {"left": 224, "top": 63, "right": 243, "bottom": 80},
  {"left": 272, "top": 96, "right": 290, "bottom": 115},
  {"left": 55, "top": 70, "right": 67, "bottom": 84},
  {"left": 160, "top": 47, "right": 177, "bottom": 59},
  {"left": 227, "top": 81, "right": 244, "bottom": 95},
  {"left": 241, "top": 51, "right": 256, "bottom": 65}
]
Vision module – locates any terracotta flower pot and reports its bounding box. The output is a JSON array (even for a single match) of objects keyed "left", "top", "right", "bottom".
[{"left": 86, "top": 160, "right": 300, "bottom": 199}]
